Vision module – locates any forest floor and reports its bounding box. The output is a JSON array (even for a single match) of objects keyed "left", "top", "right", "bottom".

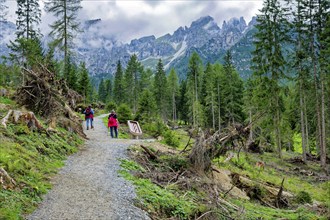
[{"left": 26, "top": 115, "right": 150, "bottom": 220}]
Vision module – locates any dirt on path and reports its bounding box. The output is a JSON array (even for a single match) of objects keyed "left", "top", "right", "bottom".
[{"left": 27, "top": 115, "right": 150, "bottom": 220}]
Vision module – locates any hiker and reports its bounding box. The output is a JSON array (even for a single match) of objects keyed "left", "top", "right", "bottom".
[
  {"left": 84, "top": 105, "right": 94, "bottom": 130},
  {"left": 108, "top": 110, "right": 118, "bottom": 138}
]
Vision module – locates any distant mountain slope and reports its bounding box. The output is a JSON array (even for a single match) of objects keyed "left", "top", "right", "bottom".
[{"left": 0, "top": 16, "right": 257, "bottom": 79}]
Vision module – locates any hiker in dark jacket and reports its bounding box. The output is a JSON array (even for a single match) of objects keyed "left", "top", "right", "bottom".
[
  {"left": 108, "top": 110, "right": 118, "bottom": 138},
  {"left": 84, "top": 105, "right": 94, "bottom": 130}
]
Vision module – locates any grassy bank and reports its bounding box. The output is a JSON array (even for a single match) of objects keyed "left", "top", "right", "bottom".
[{"left": 0, "top": 98, "right": 83, "bottom": 219}]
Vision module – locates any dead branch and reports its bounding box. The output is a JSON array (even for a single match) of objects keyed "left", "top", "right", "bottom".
[
  {"left": 140, "top": 145, "right": 158, "bottom": 160},
  {"left": 275, "top": 178, "right": 285, "bottom": 208}
]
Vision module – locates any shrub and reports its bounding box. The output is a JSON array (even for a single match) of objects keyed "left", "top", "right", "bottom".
[
  {"left": 163, "top": 130, "right": 180, "bottom": 148},
  {"left": 117, "top": 103, "right": 132, "bottom": 123},
  {"left": 295, "top": 191, "right": 312, "bottom": 204},
  {"left": 105, "top": 101, "right": 117, "bottom": 112}
]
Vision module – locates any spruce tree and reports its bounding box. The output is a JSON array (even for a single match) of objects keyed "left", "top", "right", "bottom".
[
  {"left": 15, "top": 0, "right": 41, "bottom": 39},
  {"left": 45, "top": 0, "right": 82, "bottom": 80},
  {"left": 153, "top": 59, "right": 168, "bottom": 120},
  {"left": 98, "top": 78, "right": 107, "bottom": 103},
  {"left": 113, "top": 60, "right": 124, "bottom": 104},
  {"left": 178, "top": 79, "right": 189, "bottom": 124},
  {"left": 77, "top": 62, "right": 91, "bottom": 103},
  {"left": 104, "top": 79, "right": 112, "bottom": 102},
  {"left": 167, "top": 68, "right": 179, "bottom": 122},
  {"left": 203, "top": 63, "right": 217, "bottom": 129},
  {"left": 252, "top": 0, "right": 291, "bottom": 158},
  {"left": 136, "top": 89, "right": 157, "bottom": 122},
  {"left": 123, "top": 54, "right": 142, "bottom": 113},
  {"left": 222, "top": 50, "right": 244, "bottom": 125},
  {"left": 186, "top": 52, "right": 203, "bottom": 127}
]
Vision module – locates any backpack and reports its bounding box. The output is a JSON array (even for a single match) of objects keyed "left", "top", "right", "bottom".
[{"left": 85, "top": 108, "right": 91, "bottom": 116}]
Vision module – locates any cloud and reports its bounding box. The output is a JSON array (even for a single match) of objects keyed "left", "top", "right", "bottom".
[{"left": 5, "top": 0, "right": 263, "bottom": 43}]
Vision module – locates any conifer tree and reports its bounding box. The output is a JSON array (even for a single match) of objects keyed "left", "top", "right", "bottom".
[
  {"left": 45, "top": 0, "right": 81, "bottom": 80},
  {"left": 140, "top": 68, "right": 153, "bottom": 92},
  {"left": 186, "top": 52, "right": 203, "bottom": 127},
  {"left": 290, "top": 0, "right": 311, "bottom": 162},
  {"left": 178, "top": 79, "right": 189, "bottom": 124},
  {"left": 104, "top": 79, "right": 112, "bottom": 102},
  {"left": 153, "top": 59, "right": 168, "bottom": 120},
  {"left": 15, "top": 0, "right": 41, "bottom": 39},
  {"left": 167, "top": 68, "right": 179, "bottom": 122},
  {"left": 213, "top": 63, "right": 224, "bottom": 131},
  {"left": 67, "top": 57, "right": 79, "bottom": 90},
  {"left": 252, "top": 0, "right": 291, "bottom": 158},
  {"left": 319, "top": 11, "right": 330, "bottom": 170},
  {"left": 113, "top": 60, "right": 124, "bottom": 104},
  {"left": 98, "top": 78, "right": 107, "bottom": 103},
  {"left": 222, "top": 50, "right": 244, "bottom": 125},
  {"left": 77, "top": 62, "right": 91, "bottom": 103},
  {"left": 136, "top": 89, "right": 157, "bottom": 122},
  {"left": 203, "top": 63, "right": 217, "bottom": 129},
  {"left": 124, "top": 54, "right": 142, "bottom": 113}
]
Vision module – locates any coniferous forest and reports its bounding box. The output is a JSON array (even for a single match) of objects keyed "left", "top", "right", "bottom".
[{"left": 0, "top": 0, "right": 329, "bottom": 219}]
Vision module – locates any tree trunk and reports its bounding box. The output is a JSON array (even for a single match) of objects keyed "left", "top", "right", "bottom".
[
  {"left": 320, "top": 79, "right": 327, "bottom": 171},
  {"left": 300, "top": 79, "right": 307, "bottom": 162}
]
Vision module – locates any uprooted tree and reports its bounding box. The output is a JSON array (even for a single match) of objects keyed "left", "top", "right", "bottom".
[
  {"left": 189, "top": 123, "right": 250, "bottom": 174},
  {"left": 2, "top": 64, "right": 86, "bottom": 138}
]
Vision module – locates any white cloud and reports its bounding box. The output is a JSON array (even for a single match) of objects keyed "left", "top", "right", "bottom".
[{"left": 5, "top": 0, "right": 263, "bottom": 42}]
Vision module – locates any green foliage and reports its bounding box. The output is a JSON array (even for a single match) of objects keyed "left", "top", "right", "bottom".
[
  {"left": 142, "top": 118, "right": 167, "bottom": 138},
  {"left": 163, "top": 130, "right": 180, "bottom": 148},
  {"left": 113, "top": 60, "right": 124, "bottom": 105},
  {"left": 117, "top": 103, "right": 132, "bottom": 123},
  {"left": 295, "top": 191, "right": 312, "bottom": 204},
  {"left": 0, "top": 117, "right": 82, "bottom": 219},
  {"left": 105, "top": 101, "right": 117, "bottom": 112},
  {"left": 135, "top": 89, "right": 157, "bottom": 122}
]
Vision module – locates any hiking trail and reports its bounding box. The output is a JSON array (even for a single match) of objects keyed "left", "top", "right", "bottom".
[{"left": 27, "top": 115, "right": 150, "bottom": 220}]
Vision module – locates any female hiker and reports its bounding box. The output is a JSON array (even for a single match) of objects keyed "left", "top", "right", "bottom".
[{"left": 108, "top": 110, "right": 118, "bottom": 138}]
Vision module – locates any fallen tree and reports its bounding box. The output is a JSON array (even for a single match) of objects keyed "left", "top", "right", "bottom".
[
  {"left": 9, "top": 64, "right": 86, "bottom": 138},
  {"left": 189, "top": 124, "right": 250, "bottom": 174}
]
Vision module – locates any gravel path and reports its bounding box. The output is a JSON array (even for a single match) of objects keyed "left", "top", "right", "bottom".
[{"left": 27, "top": 115, "right": 150, "bottom": 220}]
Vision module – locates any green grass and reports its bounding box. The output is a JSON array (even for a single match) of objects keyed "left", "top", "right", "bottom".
[
  {"left": 0, "top": 120, "right": 83, "bottom": 219},
  {"left": 0, "top": 96, "right": 15, "bottom": 105},
  {"left": 232, "top": 199, "right": 326, "bottom": 220},
  {"left": 216, "top": 151, "right": 329, "bottom": 218}
]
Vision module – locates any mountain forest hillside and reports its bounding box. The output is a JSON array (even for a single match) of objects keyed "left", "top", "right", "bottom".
[{"left": 0, "top": 0, "right": 329, "bottom": 219}]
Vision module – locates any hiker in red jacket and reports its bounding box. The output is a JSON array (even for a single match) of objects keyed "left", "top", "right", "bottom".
[
  {"left": 108, "top": 110, "right": 118, "bottom": 138},
  {"left": 84, "top": 105, "right": 94, "bottom": 130}
]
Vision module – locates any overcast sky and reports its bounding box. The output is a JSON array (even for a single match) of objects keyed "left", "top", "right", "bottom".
[{"left": 5, "top": 0, "right": 263, "bottom": 43}]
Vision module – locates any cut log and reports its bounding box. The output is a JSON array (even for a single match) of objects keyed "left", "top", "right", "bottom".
[
  {"left": 0, "top": 168, "right": 16, "bottom": 190},
  {"left": 1, "top": 110, "right": 43, "bottom": 130}
]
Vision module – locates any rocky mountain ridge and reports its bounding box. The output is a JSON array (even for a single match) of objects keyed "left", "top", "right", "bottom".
[{"left": 0, "top": 15, "right": 256, "bottom": 79}]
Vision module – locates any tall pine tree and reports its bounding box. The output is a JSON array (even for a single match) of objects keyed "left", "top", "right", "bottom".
[
  {"left": 113, "top": 60, "right": 124, "bottom": 104},
  {"left": 153, "top": 59, "right": 168, "bottom": 120},
  {"left": 45, "top": 0, "right": 81, "bottom": 80},
  {"left": 252, "top": 0, "right": 291, "bottom": 158}
]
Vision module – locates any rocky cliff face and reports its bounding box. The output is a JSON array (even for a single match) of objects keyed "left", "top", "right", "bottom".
[{"left": 0, "top": 16, "right": 256, "bottom": 79}]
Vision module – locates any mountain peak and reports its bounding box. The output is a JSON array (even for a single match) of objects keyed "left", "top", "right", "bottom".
[{"left": 190, "top": 15, "right": 214, "bottom": 28}]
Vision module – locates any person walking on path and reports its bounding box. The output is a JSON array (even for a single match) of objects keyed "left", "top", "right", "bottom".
[
  {"left": 108, "top": 110, "right": 119, "bottom": 138},
  {"left": 84, "top": 105, "right": 94, "bottom": 130}
]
